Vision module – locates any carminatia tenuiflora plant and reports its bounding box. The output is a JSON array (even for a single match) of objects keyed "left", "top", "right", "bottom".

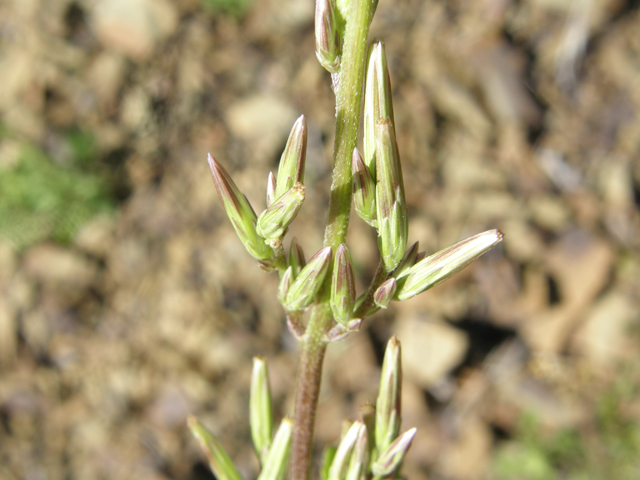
[{"left": 188, "top": 0, "right": 503, "bottom": 478}]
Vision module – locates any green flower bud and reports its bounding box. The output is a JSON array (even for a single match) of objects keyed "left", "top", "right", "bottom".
[
  {"left": 257, "top": 183, "right": 305, "bottom": 243},
  {"left": 285, "top": 247, "right": 332, "bottom": 311},
  {"left": 326, "top": 318, "right": 361, "bottom": 343},
  {"left": 257, "top": 418, "right": 293, "bottom": 480},
  {"left": 375, "top": 336, "right": 402, "bottom": 454},
  {"left": 364, "top": 40, "right": 395, "bottom": 177},
  {"left": 250, "top": 357, "right": 273, "bottom": 464},
  {"left": 375, "top": 120, "right": 407, "bottom": 272},
  {"left": 315, "top": 0, "right": 340, "bottom": 73},
  {"left": 352, "top": 148, "right": 377, "bottom": 226},
  {"left": 207, "top": 154, "right": 273, "bottom": 263},
  {"left": 275, "top": 116, "right": 307, "bottom": 201},
  {"left": 187, "top": 416, "right": 243, "bottom": 480},
  {"left": 393, "top": 241, "right": 419, "bottom": 280},
  {"left": 374, "top": 277, "right": 396, "bottom": 309},
  {"left": 328, "top": 421, "right": 364, "bottom": 480},
  {"left": 289, "top": 237, "right": 306, "bottom": 276},
  {"left": 395, "top": 229, "right": 503, "bottom": 301},
  {"left": 345, "top": 422, "right": 369, "bottom": 480},
  {"left": 330, "top": 244, "right": 356, "bottom": 325},
  {"left": 371, "top": 428, "right": 417, "bottom": 477}
]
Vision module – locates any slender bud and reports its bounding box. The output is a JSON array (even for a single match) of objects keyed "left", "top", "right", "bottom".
[
  {"left": 371, "top": 428, "right": 417, "bottom": 477},
  {"left": 207, "top": 154, "right": 273, "bottom": 262},
  {"left": 266, "top": 171, "right": 276, "bottom": 207},
  {"left": 315, "top": 0, "right": 340, "bottom": 73},
  {"left": 326, "top": 318, "right": 361, "bottom": 343},
  {"left": 327, "top": 421, "right": 364, "bottom": 480},
  {"left": 375, "top": 336, "right": 402, "bottom": 454},
  {"left": 256, "top": 183, "right": 305, "bottom": 243},
  {"left": 352, "top": 148, "right": 377, "bottom": 226},
  {"left": 187, "top": 416, "right": 243, "bottom": 480},
  {"left": 275, "top": 116, "right": 307, "bottom": 201},
  {"left": 393, "top": 241, "right": 419, "bottom": 280},
  {"left": 376, "top": 120, "right": 407, "bottom": 272},
  {"left": 396, "top": 229, "right": 504, "bottom": 301},
  {"left": 321, "top": 446, "right": 337, "bottom": 480},
  {"left": 257, "top": 418, "right": 293, "bottom": 480},
  {"left": 330, "top": 244, "right": 356, "bottom": 325},
  {"left": 364, "top": 40, "right": 395, "bottom": 176},
  {"left": 289, "top": 237, "right": 306, "bottom": 276},
  {"left": 278, "top": 266, "right": 294, "bottom": 305},
  {"left": 374, "top": 277, "right": 396, "bottom": 309},
  {"left": 345, "top": 422, "right": 369, "bottom": 480},
  {"left": 250, "top": 357, "right": 273, "bottom": 464},
  {"left": 284, "top": 247, "right": 332, "bottom": 311}
]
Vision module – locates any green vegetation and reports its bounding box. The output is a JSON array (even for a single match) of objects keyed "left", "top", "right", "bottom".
[
  {"left": 493, "top": 376, "right": 640, "bottom": 480},
  {"left": 0, "top": 131, "right": 115, "bottom": 249},
  {"left": 200, "top": 0, "right": 254, "bottom": 18}
]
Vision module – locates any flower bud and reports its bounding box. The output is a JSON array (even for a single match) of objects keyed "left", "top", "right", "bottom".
[
  {"left": 330, "top": 244, "right": 356, "bottom": 325},
  {"left": 288, "top": 237, "right": 306, "bottom": 276},
  {"left": 284, "top": 247, "right": 332, "bottom": 311},
  {"left": 328, "top": 421, "right": 364, "bottom": 480},
  {"left": 315, "top": 0, "right": 340, "bottom": 73},
  {"left": 187, "top": 416, "right": 243, "bottom": 480},
  {"left": 375, "top": 120, "right": 407, "bottom": 272},
  {"left": 345, "top": 422, "right": 369, "bottom": 480},
  {"left": 396, "top": 229, "right": 503, "bottom": 301},
  {"left": 250, "top": 357, "right": 273, "bottom": 464},
  {"left": 257, "top": 183, "right": 305, "bottom": 243},
  {"left": 352, "top": 148, "right": 376, "bottom": 226},
  {"left": 257, "top": 418, "right": 293, "bottom": 480},
  {"left": 374, "top": 277, "right": 396, "bottom": 309},
  {"left": 371, "top": 428, "right": 417, "bottom": 477},
  {"left": 275, "top": 116, "right": 307, "bottom": 201},
  {"left": 207, "top": 154, "right": 273, "bottom": 262},
  {"left": 364, "top": 40, "right": 395, "bottom": 176},
  {"left": 375, "top": 336, "right": 402, "bottom": 454}
]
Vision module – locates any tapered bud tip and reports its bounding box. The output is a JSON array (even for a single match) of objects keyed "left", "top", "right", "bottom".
[
  {"left": 352, "top": 148, "right": 363, "bottom": 173},
  {"left": 311, "top": 246, "right": 332, "bottom": 262},
  {"left": 374, "top": 278, "right": 397, "bottom": 309}
]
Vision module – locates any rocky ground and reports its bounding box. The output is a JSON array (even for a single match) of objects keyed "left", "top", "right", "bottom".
[{"left": 1, "top": 0, "right": 640, "bottom": 479}]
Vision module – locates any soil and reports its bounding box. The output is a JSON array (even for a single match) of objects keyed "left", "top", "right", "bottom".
[{"left": 1, "top": 0, "right": 640, "bottom": 479}]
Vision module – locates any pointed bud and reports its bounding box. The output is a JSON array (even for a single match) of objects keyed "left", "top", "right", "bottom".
[
  {"left": 285, "top": 247, "right": 332, "bottom": 311},
  {"left": 376, "top": 120, "right": 407, "bottom": 272},
  {"left": 278, "top": 266, "right": 294, "bottom": 306},
  {"left": 364, "top": 40, "right": 395, "bottom": 176},
  {"left": 208, "top": 154, "right": 273, "bottom": 262},
  {"left": 266, "top": 171, "right": 276, "bottom": 207},
  {"left": 250, "top": 357, "right": 273, "bottom": 464},
  {"left": 257, "top": 183, "right": 305, "bottom": 243},
  {"left": 187, "top": 416, "right": 243, "bottom": 480},
  {"left": 327, "top": 421, "right": 364, "bottom": 480},
  {"left": 257, "top": 418, "right": 293, "bottom": 480},
  {"left": 374, "top": 278, "right": 396, "bottom": 309},
  {"left": 289, "top": 237, "right": 306, "bottom": 276},
  {"left": 393, "top": 241, "right": 419, "bottom": 280},
  {"left": 330, "top": 244, "right": 356, "bottom": 325},
  {"left": 315, "top": 0, "right": 340, "bottom": 73},
  {"left": 371, "top": 428, "right": 417, "bottom": 477},
  {"left": 352, "top": 148, "right": 377, "bottom": 226},
  {"left": 345, "top": 422, "right": 369, "bottom": 480},
  {"left": 396, "top": 229, "right": 503, "bottom": 301},
  {"left": 275, "top": 116, "right": 307, "bottom": 201},
  {"left": 375, "top": 336, "right": 402, "bottom": 454}
]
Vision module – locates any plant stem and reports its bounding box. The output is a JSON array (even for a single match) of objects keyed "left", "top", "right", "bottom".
[{"left": 290, "top": 1, "right": 374, "bottom": 478}]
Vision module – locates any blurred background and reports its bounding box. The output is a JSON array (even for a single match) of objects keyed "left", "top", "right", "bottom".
[{"left": 1, "top": 0, "right": 640, "bottom": 478}]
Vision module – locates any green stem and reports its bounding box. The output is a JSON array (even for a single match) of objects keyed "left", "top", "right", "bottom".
[
  {"left": 290, "top": 1, "right": 374, "bottom": 478},
  {"left": 354, "top": 259, "right": 388, "bottom": 319}
]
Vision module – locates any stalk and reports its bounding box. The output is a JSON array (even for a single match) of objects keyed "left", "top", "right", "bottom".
[{"left": 289, "top": 1, "right": 374, "bottom": 478}]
